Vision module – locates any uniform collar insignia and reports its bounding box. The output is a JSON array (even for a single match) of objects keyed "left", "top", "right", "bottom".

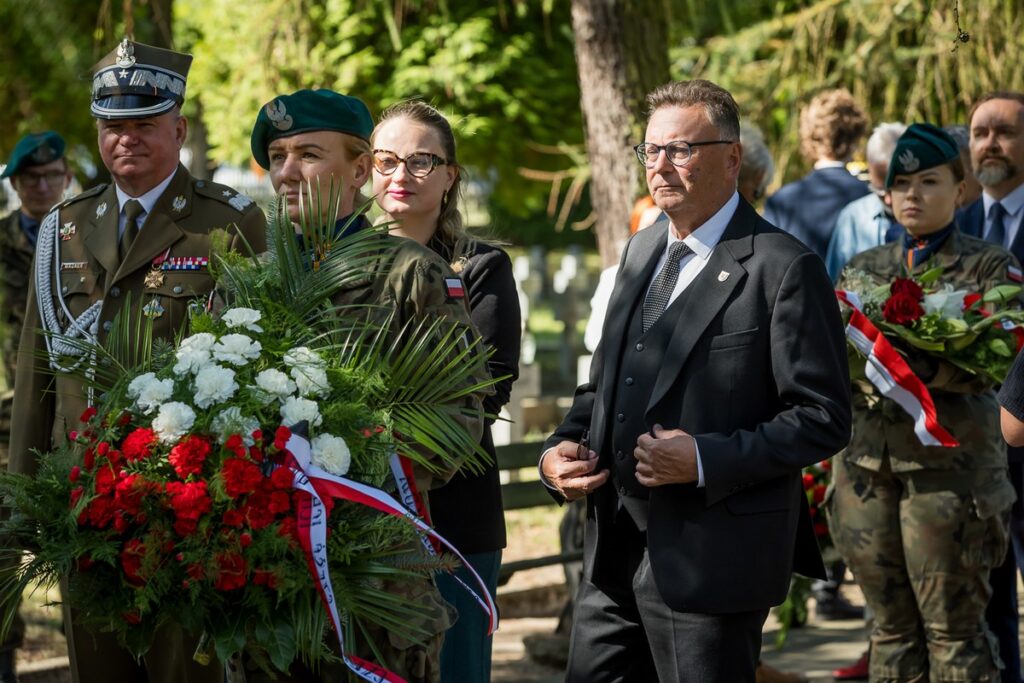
[
  {"left": 95, "top": 202, "right": 108, "bottom": 219},
  {"left": 172, "top": 195, "right": 186, "bottom": 212}
]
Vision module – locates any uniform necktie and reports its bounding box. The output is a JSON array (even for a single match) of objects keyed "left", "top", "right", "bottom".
[
  {"left": 642, "top": 241, "right": 693, "bottom": 332},
  {"left": 988, "top": 201, "right": 1007, "bottom": 249},
  {"left": 120, "top": 199, "right": 144, "bottom": 261}
]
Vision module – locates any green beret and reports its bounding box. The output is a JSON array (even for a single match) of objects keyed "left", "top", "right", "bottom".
[
  {"left": 885, "top": 122, "right": 960, "bottom": 188},
  {"left": 2, "top": 131, "right": 65, "bottom": 179},
  {"left": 91, "top": 39, "right": 192, "bottom": 120},
  {"left": 251, "top": 89, "right": 373, "bottom": 170}
]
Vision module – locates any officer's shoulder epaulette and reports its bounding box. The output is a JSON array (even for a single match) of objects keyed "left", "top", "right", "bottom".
[
  {"left": 53, "top": 183, "right": 108, "bottom": 212},
  {"left": 192, "top": 179, "right": 258, "bottom": 214}
]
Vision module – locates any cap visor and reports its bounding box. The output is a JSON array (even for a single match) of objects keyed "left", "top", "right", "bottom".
[{"left": 92, "top": 95, "right": 177, "bottom": 120}]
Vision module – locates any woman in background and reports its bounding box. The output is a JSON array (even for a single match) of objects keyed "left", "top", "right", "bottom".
[{"left": 371, "top": 100, "right": 521, "bottom": 683}]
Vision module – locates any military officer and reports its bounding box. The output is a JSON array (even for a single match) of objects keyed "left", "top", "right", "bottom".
[
  {"left": 831, "top": 124, "right": 1018, "bottom": 681},
  {"left": 0, "top": 131, "right": 73, "bottom": 682},
  {"left": 8, "top": 39, "right": 266, "bottom": 683},
  {"left": 247, "top": 89, "right": 487, "bottom": 683}
]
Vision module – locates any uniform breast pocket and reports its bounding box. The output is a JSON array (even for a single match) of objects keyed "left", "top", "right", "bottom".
[
  {"left": 708, "top": 326, "right": 759, "bottom": 351},
  {"left": 148, "top": 272, "right": 216, "bottom": 332},
  {"left": 57, "top": 271, "right": 101, "bottom": 316}
]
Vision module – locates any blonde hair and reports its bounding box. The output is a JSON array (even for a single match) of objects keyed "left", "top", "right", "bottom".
[
  {"left": 798, "top": 89, "right": 868, "bottom": 161},
  {"left": 372, "top": 100, "right": 474, "bottom": 264}
]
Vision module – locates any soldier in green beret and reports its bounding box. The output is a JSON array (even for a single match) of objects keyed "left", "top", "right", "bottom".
[
  {"left": 831, "top": 123, "right": 1018, "bottom": 681},
  {"left": 247, "top": 89, "right": 487, "bottom": 683},
  {"left": 8, "top": 39, "right": 266, "bottom": 683},
  {"left": 0, "top": 130, "right": 73, "bottom": 682}
]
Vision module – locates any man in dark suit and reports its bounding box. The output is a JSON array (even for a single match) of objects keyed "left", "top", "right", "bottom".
[
  {"left": 764, "top": 88, "right": 870, "bottom": 261},
  {"left": 960, "top": 91, "right": 1024, "bottom": 683},
  {"left": 540, "top": 79, "right": 852, "bottom": 682}
]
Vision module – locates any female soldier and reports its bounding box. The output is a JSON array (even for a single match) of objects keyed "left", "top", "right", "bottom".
[
  {"left": 831, "top": 123, "right": 1018, "bottom": 682},
  {"left": 371, "top": 101, "right": 521, "bottom": 683}
]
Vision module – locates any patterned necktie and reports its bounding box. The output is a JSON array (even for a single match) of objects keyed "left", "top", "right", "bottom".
[
  {"left": 988, "top": 201, "right": 1007, "bottom": 248},
  {"left": 120, "top": 199, "right": 144, "bottom": 261},
  {"left": 642, "top": 241, "right": 693, "bottom": 332}
]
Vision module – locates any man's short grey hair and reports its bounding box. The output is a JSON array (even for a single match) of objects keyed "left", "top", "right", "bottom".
[
  {"left": 942, "top": 124, "right": 969, "bottom": 153},
  {"left": 865, "top": 122, "right": 907, "bottom": 165},
  {"left": 646, "top": 79, "right": 741, "bottom": 141},
  {"left": 739, "top": 122, "right": 774, "bottom": 196}
]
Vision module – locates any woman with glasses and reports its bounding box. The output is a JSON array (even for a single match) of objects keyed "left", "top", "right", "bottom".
[{"left": 371, "top": 101, "right": 521, "bottom": 683}]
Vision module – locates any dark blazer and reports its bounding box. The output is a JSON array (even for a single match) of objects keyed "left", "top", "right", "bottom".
[
  {"left": 428, "top": 242, "right": 521, "bottom": 553},
  {"left": 544, "top": 199, "right": 851, "bottom": 613},
  {"left": 764, "top": 166, "right": 870, "bottom": 260}
]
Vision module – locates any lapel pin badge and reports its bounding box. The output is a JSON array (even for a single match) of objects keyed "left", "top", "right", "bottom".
[
  {"left": 60, "top": 222, "right": 76, "bottom": 240},
  {"left": 717, "top": 270, "right": 730, "bottom": 282},
  {"left": 95, "top": 202, "right": 107, "bottom": 219}
]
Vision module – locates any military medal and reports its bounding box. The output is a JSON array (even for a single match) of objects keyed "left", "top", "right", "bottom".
[
  {"left": 95, "top": 202, "right": 108, "bottom": 219},
  {"left": 172, "top": 195, "right": 186, "bottom": 212},
  {"left": 60, "top": 222, "right": 76, "bottom": 240},
  {"left": 142, "top": 298, "right": 165, "bottom": 318},
  {"left": 144, "top": 268, "right": 165, "bottom": 289}
]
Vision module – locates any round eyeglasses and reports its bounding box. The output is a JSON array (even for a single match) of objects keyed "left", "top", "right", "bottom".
[
  {"left": 633, "top": 140, "right": 735, "bottom": 168},
  {"left": 372, "top": 150, "right": 449, "bottom": 178}
]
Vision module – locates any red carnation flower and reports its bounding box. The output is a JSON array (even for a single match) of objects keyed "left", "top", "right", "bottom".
[
  {"left": 187, "top": 563, "right": 206, "bottom": 581},
  {"left": 274, "top": 426, "right": 291, "bottom": 450},
  {"left": 222, "top": 509, "right": 245, "bottom": 528},
  {"left": 94, "top": 466, "right": 118, "bottom": 495},
  {"left": 169, "top": 435, "right": 211, "bottom": 479},
  {"left": 120, "top": 539, "right": 147, "bottom": 585},
  {"left": 122, "top": 611, "right": 142, "bottom": 625},
  {"left": 242, "top": 498, "right": 274, "bottom": 530},
  {"left": 213, "top": 552, "right": 248, "bottom": 591},
  {"left": 963, "top": 292, "right": 983, "bottom": 309},
  {"left": 270, "top": 467, "right": 293, "bottom": 491},
  {"left": 813, "top": 522, "right": 830, "bottom": 537},
  {"left": 813, "top": 484, "right": 827, "bottom": 504},
  {"left": 221, "top": 457, "right": 263, "bottom": 499},
  {"left": 122, "top": 428, "right": 157, "bottom": 462},
  {"left": 80, "top": 407, "right": 97, "bottom": 423},
  {"left": 253, "top": 569, "right": 279, "bottom": 589},
  {"left": 820, "top": 459, "right": 832, "bottom": 471},
  {"left": 69, "top": 486, "right": 84, "bottom": 510},
  {"left": 165, "top": 481, "right": 212, "bottom": 536},
  {"left": 251, "top": 429, "right": 263, "bottom": 444},
  {"left": 890, "top": 277, "right": 924, "bottom": 300},
  {"left": 69, "top": 466, "right": 81, "bottom": 483},
  {"left": 802, "top": 473, "right": 815, "bottom": 490},
  {"left": 882, "top": 292, "right": 925, "bottom": 326},
  {"left": 82, "top": 448, "right": 96, "bottom": 471},
  {"left": 114, "top": 473, "right": 149, "bottom": 518}
]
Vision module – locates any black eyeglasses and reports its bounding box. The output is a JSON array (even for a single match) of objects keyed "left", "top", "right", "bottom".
[
  {"left": 17, "top": 170, "right": 66, "bottom": 187},
  {"left": 372, "top": 150, "right": 449, "bottom": 178},
  {"left": 633, "top": 140, "right": 735, "bottom": 168}
]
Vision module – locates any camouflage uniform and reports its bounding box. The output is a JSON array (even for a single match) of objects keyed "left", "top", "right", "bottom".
[
  {"left": 245, "top": 233, "right": 487, "bottom": 683},
  {"left": 830, "top": 230, "right": 1018, "bottom": 682}
]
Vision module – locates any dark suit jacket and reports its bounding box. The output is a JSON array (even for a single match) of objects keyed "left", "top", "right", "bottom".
[
  {"left": 764, "top": 166, "right": 870, "bottom": 260},
  {"left": 544, "top": 199, "right": 851, "bottom": 613}
]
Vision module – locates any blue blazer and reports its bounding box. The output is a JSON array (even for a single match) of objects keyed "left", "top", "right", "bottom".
[{"left": 764, "top": 167, "right": 870, "bottom": 260}]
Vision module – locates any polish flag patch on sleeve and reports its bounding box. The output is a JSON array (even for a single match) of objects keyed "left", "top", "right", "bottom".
[
  {"left": 444, "top": 277, "right": 465, "bottom": 299},
  {"left": 1009, "top": 265, "right": 1023, "bottom": 282}
]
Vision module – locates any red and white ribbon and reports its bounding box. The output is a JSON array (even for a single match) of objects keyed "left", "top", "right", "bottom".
[
  {"left": 282, "top": 432, "right": 498, "bottom": 683},
  {"left": 836, "top": 290, "right": 959, "bottom": 448}
]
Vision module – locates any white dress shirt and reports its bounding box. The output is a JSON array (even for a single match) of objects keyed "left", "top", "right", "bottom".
[
  {"left": 983, "top": 182, "right": 1024, "bottom": 249},
  {"left": 115, "top": 169, "right": 177, "bottom": 237}
]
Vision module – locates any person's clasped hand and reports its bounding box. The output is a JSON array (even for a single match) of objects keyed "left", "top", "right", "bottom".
[
  {"left": 541, "top": 441, "right": 610, "bottom": 502},
  {"left": 634, "top": 424, "right": 698, "bottom": 486}
]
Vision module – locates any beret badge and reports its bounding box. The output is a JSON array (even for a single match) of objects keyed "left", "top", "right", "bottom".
[
  {"left": 898, "top": 149, "right": 920, "bottom": 173},
  {"left": 266, "top": 100, "right": 294, "bottom": 131}
]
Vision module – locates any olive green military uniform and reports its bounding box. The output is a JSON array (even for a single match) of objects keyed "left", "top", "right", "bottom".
[
  {"left": 245, "top": 234, "right": 487, "bottom": 683},
  {"left": 0, "top": 211, "right": 33, "bottom": 656},
  {"left": 9, "top": 164, "right": 266, "bottom": 683},
  {"left": 830, "top": 230, "right": 1017, "bottom": 682}
]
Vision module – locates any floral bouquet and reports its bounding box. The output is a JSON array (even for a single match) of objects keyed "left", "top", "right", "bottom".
[
  {"left": 0, "top": 194, "right": 496, "bottom": 677},
  {"left": 840, "top": 267, "right": 1024, "bottom": 386}
]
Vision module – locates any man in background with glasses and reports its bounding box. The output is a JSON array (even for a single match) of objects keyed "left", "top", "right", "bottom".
[
  {"left": 540, "top": 79, "right": 851, "bottom": 682},
  {"left": 0, "top": 129, "right": 69, "bottom": 683}
]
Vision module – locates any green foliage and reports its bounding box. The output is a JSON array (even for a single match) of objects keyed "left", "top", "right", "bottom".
[
  {"left": 676, "top": 0, "right": 1024, "bottom": 186},
  {"left": 175, "top": 0, "right": 582, "bottom": 217}
]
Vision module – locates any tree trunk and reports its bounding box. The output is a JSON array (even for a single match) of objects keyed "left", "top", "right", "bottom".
[{"left": 570, "top": 0, "right": 669, "bottom": 268}]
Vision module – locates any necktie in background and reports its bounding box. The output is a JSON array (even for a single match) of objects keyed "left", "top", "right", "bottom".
[{"left": 988, "top": 201, "right": 1007, "bottom": 249}]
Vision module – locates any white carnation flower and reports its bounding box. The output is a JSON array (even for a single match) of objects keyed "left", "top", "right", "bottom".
[
  {"left": 173, "top": 346, "right": 212, "bottom": 376},
  {"left": 291, "top": 365, "right": 330, "bottom": 398},
  {"left": 213, "top": 334, "right": 263, "bottom": 366},
  {"left": 222, "top": 307, "right": 264, "bottom": 333},
  {"left": 193, "top": 365, "right": 239, "bottom": 409},
  {"left": 311, "top": 434, "right": 351, "bottom": 476},
  {"left": 280, "top": 395, "right": 322, "bottom": 428},
  {"left": 152, "top": 401, "right": 196, "bottom": 443},
  {"left": 179, "top": 333, "right": 217, "bottom": 353},
  {"left": 211, "top": 406, "right": 261, "bottom": 447},
  {"left": 283, "top": 346, "right": 325, "bottom": 370},
  {"left": 254, "top": 368, "right": 296, "bottom": 400},
  {"left": 127, "top": 373, "right": 175, "bottom": 415}
]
